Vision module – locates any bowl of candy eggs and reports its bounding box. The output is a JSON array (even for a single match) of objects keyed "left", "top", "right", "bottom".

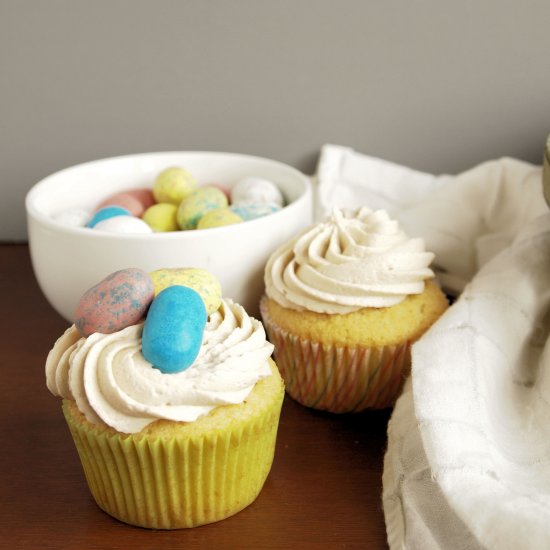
[{"left": 26, "top": 151, "right": 313, "bottom": 321}]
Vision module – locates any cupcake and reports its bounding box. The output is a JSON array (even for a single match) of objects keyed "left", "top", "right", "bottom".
[
  {"left": 260, "top": 207, "right": 448, "bottom": 413},
  {"left": 45, "top": 267, "right": 284, "bottom": 529}
]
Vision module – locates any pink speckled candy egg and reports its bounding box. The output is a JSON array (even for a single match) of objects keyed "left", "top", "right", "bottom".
[
  {"left": 127, "top": 188, "right": 156, "bottom": 210},
  {"left": 95, "top": 188, "right": 156, "bottom": 217},
  {"left": 74, "top": 268, "right": 154, "bottom": 337},
  {"left": 96, "top": 192, "right": 144, "bottom": 217}
]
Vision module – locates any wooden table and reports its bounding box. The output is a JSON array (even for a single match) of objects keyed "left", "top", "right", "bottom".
[{"left": 0, "top": 244, "right": 390, "bottom": 549}]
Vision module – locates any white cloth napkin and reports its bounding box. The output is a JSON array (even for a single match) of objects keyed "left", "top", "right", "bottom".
[{"left": 315, "top": 144, "right": 550, "bottom": 549}]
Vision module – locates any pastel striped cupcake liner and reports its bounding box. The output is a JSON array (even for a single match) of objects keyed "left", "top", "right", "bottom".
[{"left": 260, "top": 304, "right": 411, "bottom": 412}]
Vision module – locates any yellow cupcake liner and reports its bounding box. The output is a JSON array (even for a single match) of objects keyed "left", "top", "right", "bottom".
[
  {"left": 62, "top": 393, "right": 283, "bottom": 529},
  {"left": 260, "top": 304, "right": 411, "bottom": 412}
]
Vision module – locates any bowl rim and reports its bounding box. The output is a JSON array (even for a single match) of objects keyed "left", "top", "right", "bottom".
[{"left": 25, "top": 150, "right": 313, "bottom": 241}]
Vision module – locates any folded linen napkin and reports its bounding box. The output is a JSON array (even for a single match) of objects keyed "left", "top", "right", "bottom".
[{"left": 315, "top": 144, "right": 550, "bottom": 549}]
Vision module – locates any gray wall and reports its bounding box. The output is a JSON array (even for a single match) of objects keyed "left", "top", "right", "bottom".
[{"left": 2, "top": 0, "right": 550, "bottom": 241}]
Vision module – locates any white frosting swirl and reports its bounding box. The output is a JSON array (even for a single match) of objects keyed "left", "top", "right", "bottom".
[
  {"left": 264, "top": 207, "right": 435, "bottom": 313},
  {"left": 46, "top": 299, "right": 273, "bottom": 434}
]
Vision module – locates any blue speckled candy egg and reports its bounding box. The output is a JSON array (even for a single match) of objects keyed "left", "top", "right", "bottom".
[
  {"left": 87, "top": 206, "right": 131, "bottom": 228},
  {"left": 141, "top": 285, "right": 207, "bottom": 374},
  {"left": 75, "top": 268, "right": 154, "bottom": 337},
  {"left": 229, "top": 203, "right": 281, "bottom": 221}
]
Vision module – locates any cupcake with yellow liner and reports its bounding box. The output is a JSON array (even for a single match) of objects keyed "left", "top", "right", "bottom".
[
  {"left": 260, "top": 207, "right": 448, "bottom": 413},
  {"left": 46, "top": 267, "right": 284, "bottom": 529}
]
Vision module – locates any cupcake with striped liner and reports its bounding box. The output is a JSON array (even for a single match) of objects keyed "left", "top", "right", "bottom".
[{"left": 260, "top": 207, "right": 448, "bottom": 412}]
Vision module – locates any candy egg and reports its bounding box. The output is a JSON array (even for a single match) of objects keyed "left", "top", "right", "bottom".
[
  {"left": 230, "top": 177, "right": 285, "bottom": 207},
  {"left": 126, "top": 188, "right": 156, "bottom": 210},
  {"left": 95, "top": 192, "right": 146, "bottom": 217},
  {"left": 208, "top": 182, "right": 231, "bottom": 199},
  {"left": 197, "top": 207, "right": 243, "bottom": 229},
  {"left": 150, "top": 267, "right": 222, "bottom": 315},
  {"left": 75, "top": 268, "right": 154, "bottom": 337},
  {"left": 141, "top": 285, "right": 207, "bottom": 374},
  {"left": 177, "top": 186, "right": 228, "bottom": 230},
  {"left": 53, "top": 208, "right": 91, "bottom": 228},
  {"left": 142, "top": 203, "right": 179, "bottom": 232},
  {"left": 87, "top": 206, "right": 131, "bottom": 228},
  {"left": 230, "top": 203, "right": 280, "bottom": 221},
  {"left": 153, "top": 167, "right": 197, "bottom": 205},
  {"left": 93, "top": 216, "right": 153, "bottom": 234}
]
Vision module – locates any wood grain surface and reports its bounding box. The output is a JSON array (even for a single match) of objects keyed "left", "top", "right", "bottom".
[{"left": 0, "top": 244, "right": 390, "bottom": 549}]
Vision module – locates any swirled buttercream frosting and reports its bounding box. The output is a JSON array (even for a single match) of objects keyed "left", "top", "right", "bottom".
[
  {"left": 264, "top": 207, "right": 435, "bottom": 313},
  {"left": 46, "top": 299, "right": 273, "bottom": 433}
]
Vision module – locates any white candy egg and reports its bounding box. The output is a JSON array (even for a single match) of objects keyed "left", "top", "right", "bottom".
[
  {"left": 230, "top": 177, "right": 284, "bottom": 207},
  {"left": 53, "top": 208, "right": 91, "bottom": 228},
  {"left": 93, "top": 216, "right": 153, "bottom": 234}
]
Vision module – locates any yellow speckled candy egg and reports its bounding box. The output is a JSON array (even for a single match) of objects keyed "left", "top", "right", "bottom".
[
  {"left": 197, "top": 207, "right": 243, "bottom": 229},
  {"left": 177, "top": 186, "right": 228, "bottom": 230},
  {"left": 153, "top": 167, "right": 197, "bottom": 205},
  {"left": 149, "top": 268, "right": 222, "bottom": 315},
  {"left": 142, "top": 203, "right": 179, "bottom": 232}
]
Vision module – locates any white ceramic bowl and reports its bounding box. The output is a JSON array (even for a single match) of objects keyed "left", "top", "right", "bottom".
[{"left": 26, "top": 151, "right": 312, "bottom": 321}]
